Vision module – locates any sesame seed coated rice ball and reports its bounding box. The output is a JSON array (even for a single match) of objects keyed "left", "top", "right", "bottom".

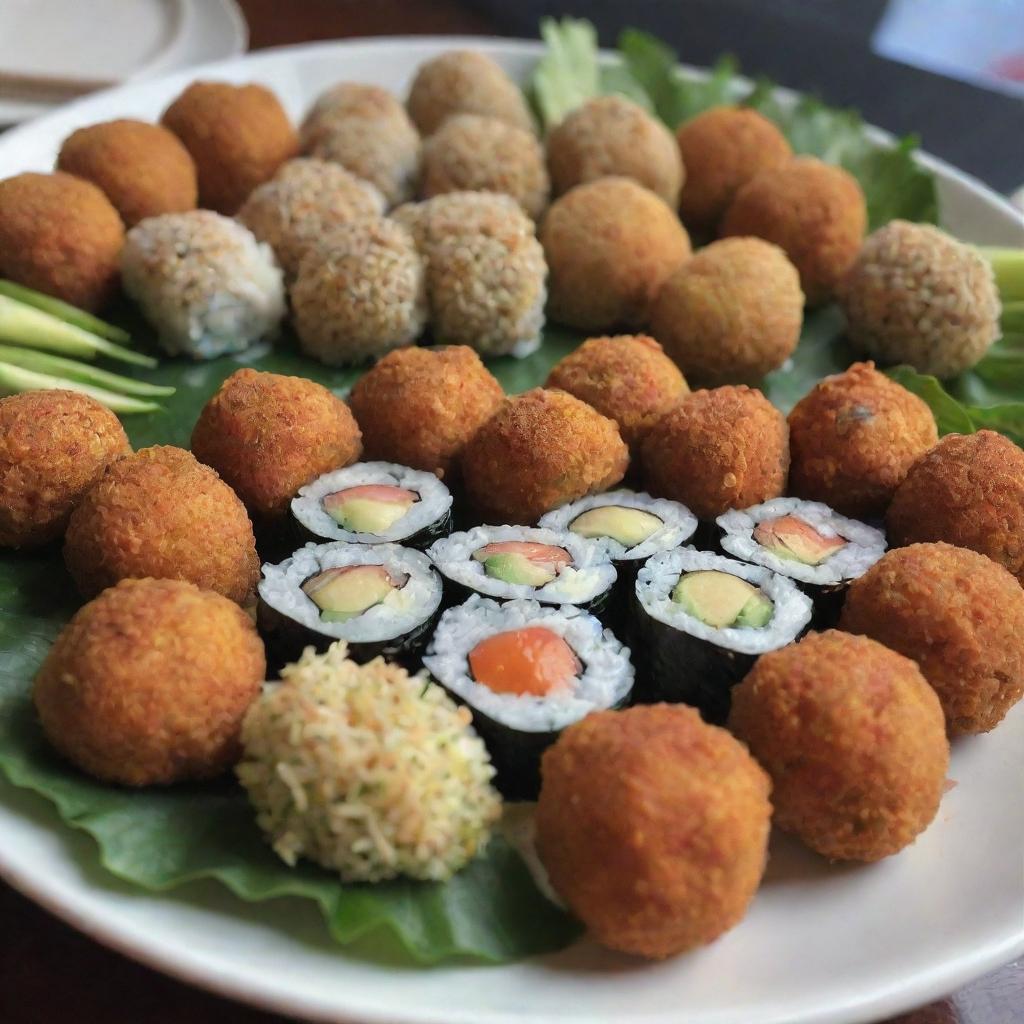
[
  {"left": 237, "top": 158, "right": 385, "bottom": 280},
  {"left": 546, "top": 95, "right": 685, "bottom": 207},
  {"left": 300, "top": 83, "right": 421, "bottom": 207},
  {"left": 420, "top": 114, "right": 549, "bottom": 219},
  {"left": 120, "top": 211, "right": 285, "bottom": 360},
  {"left": 291, "top": 218, "right": 427, "bottom": 365},
  {"left": 237, "top": 641, "right": 501, "bottom": 882},
  {"left": 840, "top": 220, "right": 1001, "bottom": 378}
]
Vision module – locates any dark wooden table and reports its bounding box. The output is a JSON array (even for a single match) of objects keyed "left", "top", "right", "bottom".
[{"left": 1, "top": 3, "right": 1021, "bottom": 1022}]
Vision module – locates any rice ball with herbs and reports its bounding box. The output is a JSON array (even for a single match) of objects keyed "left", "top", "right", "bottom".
[
  {"left": 237, "top": 642, "right": 502, "bottom": 882},
  {"left": 291, "top": 217, "right": 427, "bottom": 365},
  {"left": 120, "top": 210, "right": 285, "bottom": 359}
]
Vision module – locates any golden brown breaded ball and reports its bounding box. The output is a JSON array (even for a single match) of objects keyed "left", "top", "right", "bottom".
[
  {"left": 162, "top": 81, "right": 298, "bottom": 214},
  {"left": 546, "top": 95, "right": 684, "bottom": 207},
  {"left": 64, "top": 445, "right": 259, "bottom": 604},
  {"left": 191, "top": 368, "right": 363, "bottom": 520},
  {"left": 545, "top": 334, "right": 689, "bottom": 453},
  {"left": 721, "top": 157, "right": 866, "bottom": 305},
  {"left": 0, "top": 171, "right": 124, "bottom": 311},
  {"left": 348, "top": 346, "right": 503, "bottom": 480},
  {"left": 840, "top": 543, "right": 1024, "bottom": 735},
  {"left": 729, "top": 630, "right": 949, "bottom": 862},
  {"left": 676, "top": 106, "right": 792, "bottom": 232},
  {"left": 406, "top": 50, "right": 534, "bottom": 137},
  {"left": 461, "top": 387, "right": 629, "bottom": 523},
  {"left": 787, "top": 361, "right": 937, "bottom": 519},
  {"left": 34, "top": 578, "right": 265, "bottom": 786},
  {"left": 421, "top": 114, "right": 549, "bottom": 219},
  {"left": 56, "top": 119, "right": 198, "bottom": 227},
  {"left": 537, "top": 704, "right": 771, "bottom": 959},
  {"left": 650, "top": 237, "right": 804, "bottom": 385},
  {"left": 887, "top": 431, "right": 1024, "bottom": 585},
  {"left": 641, "top": 385, "right": 789, "bottom": 520},
  {"left": 541, "top": 176, "right": 691, "bottom": 331},
  {"left": 0, "top": 390, "right": 130, "bottom": 549}
]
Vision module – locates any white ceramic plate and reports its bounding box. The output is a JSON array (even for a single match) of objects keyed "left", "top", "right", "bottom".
[{"left": 0, "top": 36, "right": 1023, "bottom": 1024}]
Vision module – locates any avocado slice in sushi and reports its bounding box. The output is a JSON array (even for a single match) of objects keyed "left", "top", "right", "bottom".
[
  {"left": 472, "top": 541, "right": 572, "bottom": 587},
  {"left": 569, "top": 505, "right": 663, "bottom": 547},
  {"left": 468, "top": 626, "right": 581, "bottom": 696},
  {"left": 301, "top": 564, "right": 406, "bottom": 623},
  {"left": 322, "top": 484, "right": 417, "bottom": 534},
  {"left": 753, "top": 515, "right": 847, "bottom": 566},
  {"left": 672, "top": 571, "right": 773, "bottom": 629}
]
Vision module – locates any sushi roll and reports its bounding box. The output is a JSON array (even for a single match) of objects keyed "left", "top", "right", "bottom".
[
  {"left": 257, "top": 541, "right": 442, "bottom": 669},
  {"left": 427, "top": 526, "right": 616, "bottom": 614},
  {"left": 634, "top": 547, "right": 813, "bottom": 723},
  {"left": 423, "top": 595, "right": 634, "bottom": 798},
  {"left": 291, "top": 461, "right": 453, "bottom": 550},
  {"left": 717, "top": 498, "right": 886, "bottom": 626}
]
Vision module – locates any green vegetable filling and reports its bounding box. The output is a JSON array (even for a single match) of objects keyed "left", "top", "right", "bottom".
[{"left": 672, "top": 570, "right": 773, "bottom": 629}]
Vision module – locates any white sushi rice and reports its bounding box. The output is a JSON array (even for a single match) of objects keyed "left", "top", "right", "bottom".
[
  {"left": 258, "top": 542, "right": 441, "bottom": 644},
  {"left": 717, "top": 498, "right": 887, "bottom": 585},
  {"left": 637, "top": 547, "right": 813, "bottom": 656},
  {"left": 423, "top": 595, "right": 634, "bottom": 733},
  {"left": 538, "top": 489, "right": 698, "bottom": 562},
  {"left": 290, "top": 461, "right": 453, "bottom": 544},
  {"left": 427, "top": 526, "right": 616, "bottom": 605}
]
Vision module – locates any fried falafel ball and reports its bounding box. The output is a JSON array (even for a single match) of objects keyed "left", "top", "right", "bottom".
[
  {"left": 721, "top": 157, "right": 866, "bottom": 305},
  {"left": 887, "top": 431, "right": 1024, "bottom": 585},
  {"left": 348, "top": 346, "right": 503, "bottom": 480},
  {"left": 461, "top": 387, "right": 628, "bottom": 523},
  {"left": 537, "top": 703, "right": 771, "bottom": 959},
  {"left": 0, "top": 171, "right": 124, "bottom": 311},
  {"left": 841, "top": 543, "right": 1024, "bottom": 735},
  {"left": 650, "top": 237, "right": 804, "bottom": 385},
  {"left": 237, "top": 157, "right": 385, "bottom": 280},
  {"left": 191, "top": 368, "right": 363, "bottom": 520},
  {"left": 64, "top": 445, "right": 260, "bottom": 604},
  {"left": 34, "top": 578, "right": 265, "bottom": 787},
  {"left": 676, "top": 106, "right": 792, "bottom": 232},
  {"left": 420, "top": 114, "right": 549, "bottom": 219},
  {"left": 300, "top": 83, "right": 421, "bottom": 207},
  {"left": 56, "top": 119, "right": 198, "bottom": 227},
  {"left": 162, "top": 81, "right": 298, "bottom": 214},
  {"left": 545, "top": 334, "right": 689, "bottom": 454},
  {"left": 546, "top": 95, "right": 684, "bottom": 207},
  {"left": 290, "top": 218, "right": 427, "bottom": 366},
  {"left": 541, "top": 176, "right": 691, "bottom": 332},
  {"left": 729, "top": 630, "right": 949, "bottom": 862},
  {"left": 641, "top": 385, "right": 789, "bottom": 520},
  {"left": 0, "top": 391, "right": 130, "bottom": 549},
  {"left": 840, "top": 220, "right": 1001, "bottom": 378},
  {"left": 787, "top": 361, "right": 938, "bottom": 519},
  {"left": 406, "top": 50, "right": 534, "bottom": 137}
]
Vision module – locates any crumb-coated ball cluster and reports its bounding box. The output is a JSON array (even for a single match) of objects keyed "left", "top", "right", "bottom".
[
  {"left": 729, "top": 630, "right": 949, "bottom": 862},
  {"left": 642, "top": 385, "right": 789, "bottom": 520},
  {"left": 0, "top": 171, "right": 124, "bottom": 311},
  {"left": 348, "top": 346, "right": 504, "bottom": 480},
  {"left": 787, "top": 361, "right": 938, "bottom": 519},
  {"left": 0, "top": 391, "right": 130, "bottom": 549},
  {"left": 650, "top": 237, "right": 804, "bottom": 385},
  {"left": 34, "top": 578, "right": 266, "bottom": 787},
  {"left": 546, "top": 95, "right": 684, "bottom": 207},
  {"left": 537, "top": 703, "right": 771, "bottom": 959},
  {"left": 191, "top": 368, "right": 363, "bottom": 519},
  {"left": 545, "top": 334, "right": 689, "bottom": 452},
  {"left": 63, "top": 445, "right": 260, "bottom": 604},
  {"left": 162, "top": 81, "right": 298, "bottom": 215},
  {"left": 887, "top": 430, "right": 1024, "bottom": 585},
  {"left": 57, "top": 119, "right": 197, "bottom": 227},
  {"left": 841, "top": 543, "right": 1024, "bottom": 735},
  {"left": 461, "top": 387, "right": 628, "bottom": 523}
]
